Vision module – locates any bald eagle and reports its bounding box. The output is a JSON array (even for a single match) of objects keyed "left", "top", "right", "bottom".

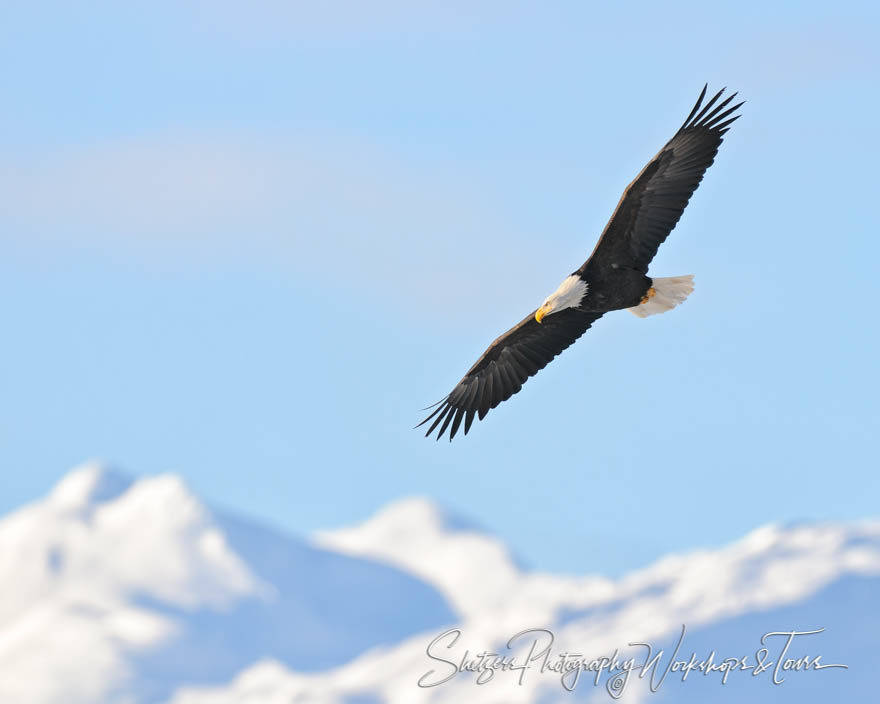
[{"left": 418, "top": 85, "right": 743, "bottom": 441}]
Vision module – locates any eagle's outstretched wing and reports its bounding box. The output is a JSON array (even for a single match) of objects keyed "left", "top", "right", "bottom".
[
  {"left": 417, "top": 309, "right": 602, "bottom": 440},
  {"left": 581, "top": 85, "right": 743, "bottom": 276}
]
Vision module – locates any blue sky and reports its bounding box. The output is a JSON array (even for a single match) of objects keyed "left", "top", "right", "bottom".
[{"left": 2, "top": 1, "right": 878, "bottom": 575}]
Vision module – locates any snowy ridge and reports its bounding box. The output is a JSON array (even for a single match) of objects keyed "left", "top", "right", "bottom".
[
  {"left": 0, "top": 465, "right": 454, "bottom": 704},
  {"left": 0, "top": 463, "right": 267, "bottom": 703},
  {"left": 173, "top": 518, "right": 880, "bottom": 704},
  {"left": 1, "top": 465, "right": 878, "bottom": 704},
  {"left": 314, "top": 497, "right": 526, "bottom": 619}
]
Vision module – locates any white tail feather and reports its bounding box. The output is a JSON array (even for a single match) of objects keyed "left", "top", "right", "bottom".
[{"left": 628, "top": 275, "right": 694, "bottom": 318}]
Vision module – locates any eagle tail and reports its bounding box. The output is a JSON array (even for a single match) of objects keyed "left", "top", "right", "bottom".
[{"left": 628, "top": 275, "right": 694, "bottom": 318}]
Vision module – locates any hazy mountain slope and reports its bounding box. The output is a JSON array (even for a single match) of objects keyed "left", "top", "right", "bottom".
[
  {"left": 175, "top": 520, "right": 880, "bottom": 704},
  {"left": 2, "top": 464, "right": 878, "bottom": 704},
  {"left": 0, "top": 464, "right": 454, "bottom": 704}
]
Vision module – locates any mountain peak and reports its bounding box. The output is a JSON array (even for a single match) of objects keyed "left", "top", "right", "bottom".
[
  {"left": 0, "top": 467, "right": 460, "bottom": 704},
  {"left": 314, "top": 496, "right": 522, "bottom": 619},
  {"left": 346, "top": 496, "right": 484, "bottom": 537},
  {"left": 5, "top": 466, "right": 880, "bottom": 704},
  {"left": 48, "top": 462, "right": 133, "bottom": 513}
]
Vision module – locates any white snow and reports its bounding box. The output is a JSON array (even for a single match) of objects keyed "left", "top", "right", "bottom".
[
  {"left": 314, "top": 497, "right": 524, "bottom": 619},
  {"left": 0, "top": 465, "right": 453, "bottom": 703},
  {"left": 175, "top": 516, "right": 880, "bottom": 704},
  {"left": 0, "top": 464, "right": 268, "bottom": 703},
  {"left": 2, "top": 464, "right": 878, "bottom": 704}
]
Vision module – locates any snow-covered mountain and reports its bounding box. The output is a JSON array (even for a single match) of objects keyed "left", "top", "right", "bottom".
[
  {"left": 2, "top": 465, "right": 878, "bottom": 704},
  {"left": 0, "top": 464, "right": 453, "bottom": 704},
  {"left": 314, "top": 497, "right": 528, "bottom": 620}
]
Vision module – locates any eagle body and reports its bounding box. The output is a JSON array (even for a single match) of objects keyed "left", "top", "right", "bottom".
[
  {"left": 574, "top": 266, "right": 652, "bottom": 313},
  {"left": 419, "top": 85, "right": 743, "bottom": 441}
]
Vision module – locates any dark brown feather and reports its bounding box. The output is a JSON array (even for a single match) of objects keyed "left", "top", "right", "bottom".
[
  {"left": 417, "top": 308, "right": 602, "bottom": 440},
  {"left": 582, "top": 86, "right": 743, "bottom": 275}
]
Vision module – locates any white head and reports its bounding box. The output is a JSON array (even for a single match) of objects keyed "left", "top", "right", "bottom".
[{"left": 535, "top": 275, "right": 588, "bottom": 323}]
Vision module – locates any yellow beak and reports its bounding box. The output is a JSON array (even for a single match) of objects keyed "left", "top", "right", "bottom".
[{"left": 535, "top": 305, "right": 550, "bottom": 324}]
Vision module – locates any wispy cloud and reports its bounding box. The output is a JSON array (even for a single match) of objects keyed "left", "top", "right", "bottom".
[{"left": 1, "top": 131, "right": 541, "bottom": 316}]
